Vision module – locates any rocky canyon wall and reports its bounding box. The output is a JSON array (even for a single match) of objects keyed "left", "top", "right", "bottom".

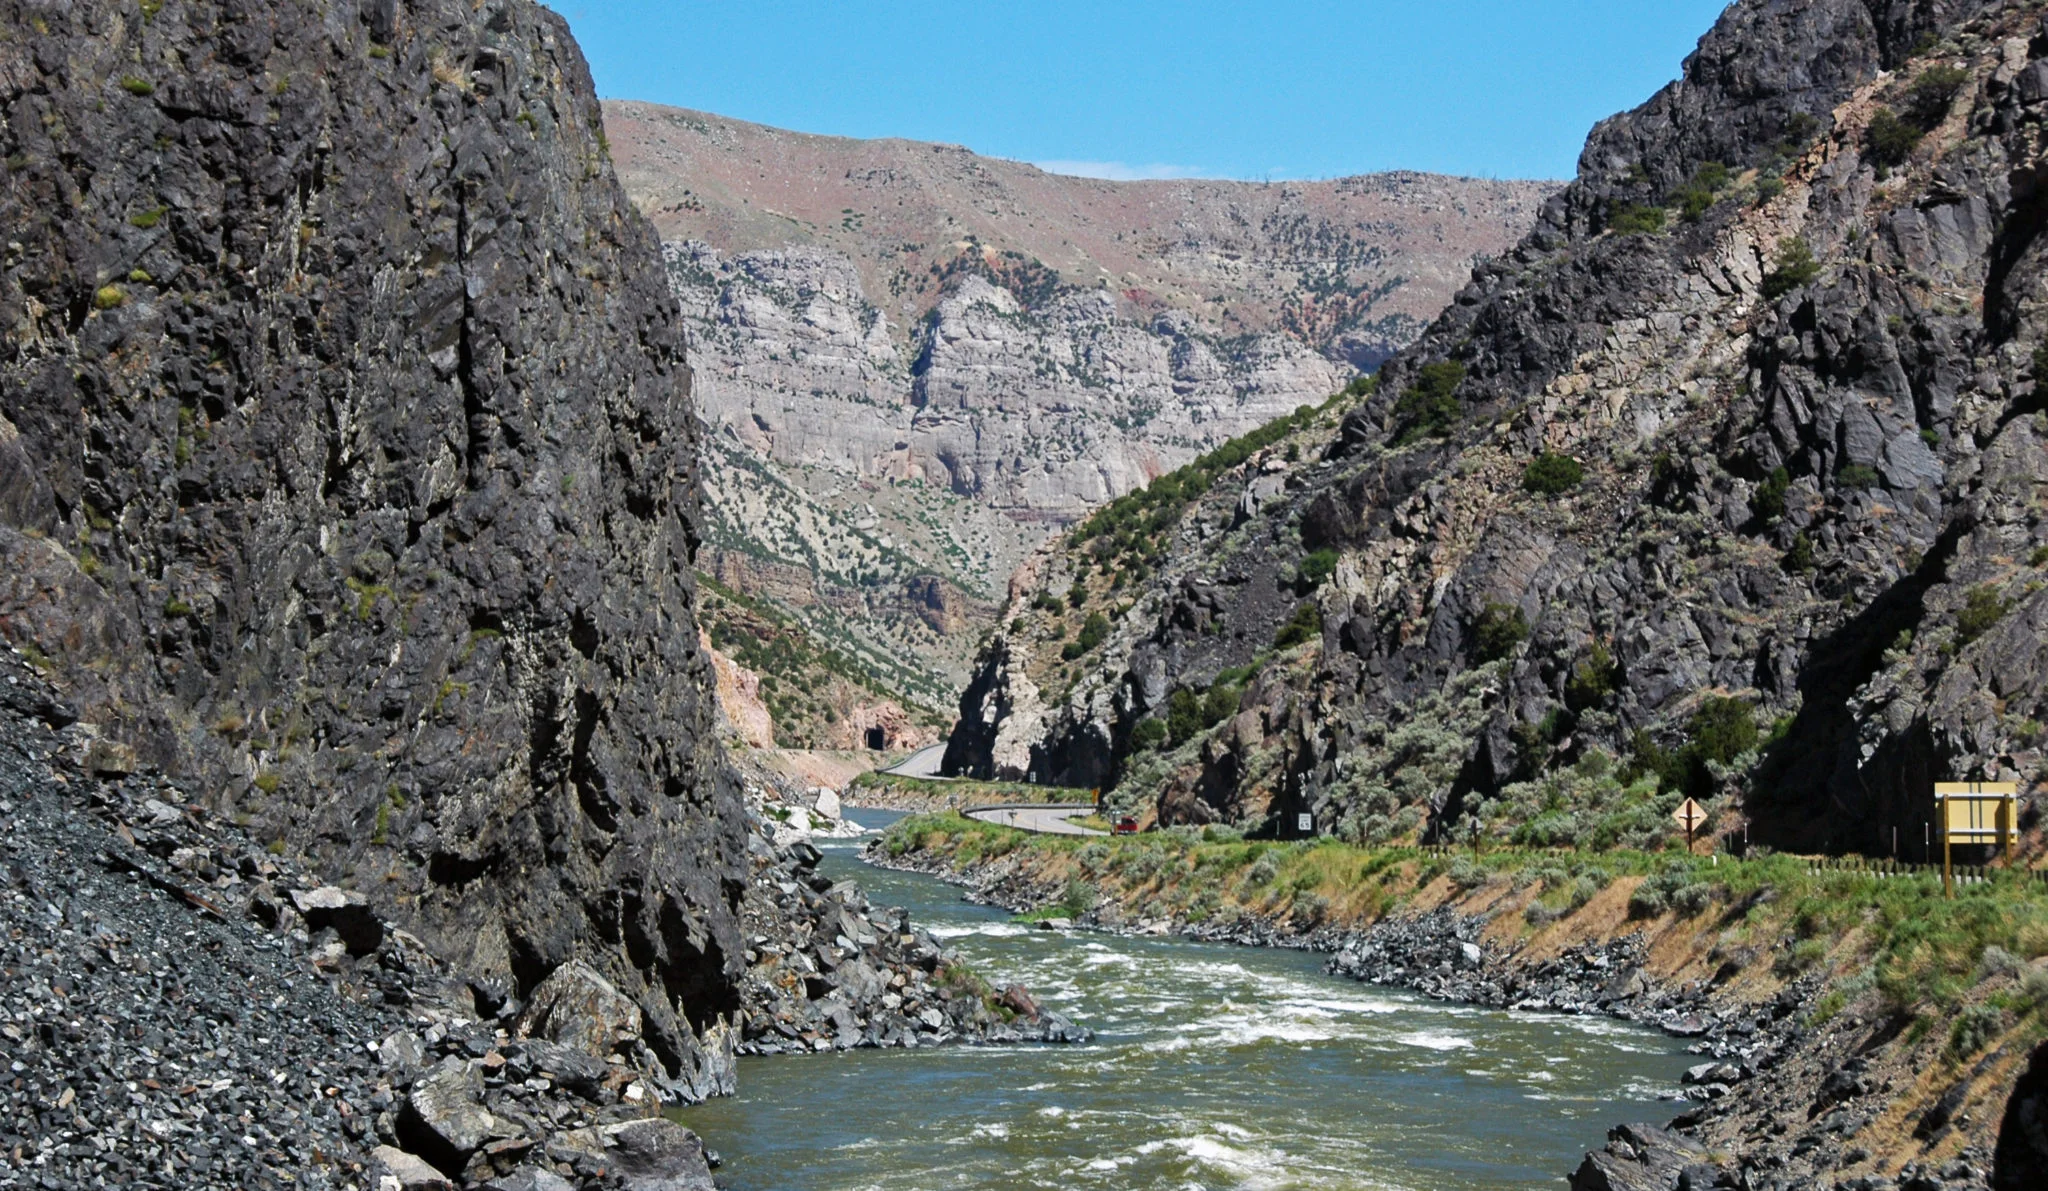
[
  {"left": 0, "top": 0, "right": 745, "bottom": 1085},
  {"left": 950, "top": 0, "right": 2048, "bottom": 864}
]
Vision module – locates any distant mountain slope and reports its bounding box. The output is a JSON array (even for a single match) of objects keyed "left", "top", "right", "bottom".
[
  {"left": 607, "top": 100, "right": 1554, "bottom": 370},
  {"left": 604, "top": 102, "right": 1555, "bottom": 701}
]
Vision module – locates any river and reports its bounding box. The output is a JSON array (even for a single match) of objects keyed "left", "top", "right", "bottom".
[{"left": 676, "top": 809, "right": 1694, "bottom": 1189}]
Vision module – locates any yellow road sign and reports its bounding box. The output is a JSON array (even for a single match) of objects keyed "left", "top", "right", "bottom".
[
  {"left": 1934, "top": 781, "right": 2020, "bottom": 897},
  {"left": 1671, "top": 798, "right": 1707, "bottom": 834},
  {"left": 1937, "top": 789, "right": 2018, "bottom": 843}
]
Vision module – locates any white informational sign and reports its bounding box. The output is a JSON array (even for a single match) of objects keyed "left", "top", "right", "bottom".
[{"left": 1297, "top": 813, "right": 1313, "bottom": 833}]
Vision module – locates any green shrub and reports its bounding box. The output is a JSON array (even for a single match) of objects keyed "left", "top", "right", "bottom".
[
  {"left": 1166, "top": 688, "right": 1204, "bottom": 746},
  {"left": 128, "top": 206, "right": 167, "bottom": 229},
  {"left": 1688, "top": 696, "right": 1758, "bottom": 769},
  {"left": 1075, "top": 611, "right": 1110, "bottom": 653},
  {"left": 1752, "top": 465, "right": 1790, "bottom": 522},
  {"left": 1522, "top": 452, "right": 1584, "bottom": 495},
  {"left": 1060, "top": 878, "right": 1099, "bottom": 918},
  {"left": 119, "top": 76, "right": 155, "bottom": 96},
  {"left": 1392, "top": 361, "right": 1467, "bottom": 444},
  {"left": 1907, "top": 65, "right": 1970, "bottom": 124},
  {"left": 1783, "top": 532, "right": 1815, "bottom": 573},
  {"left": 1670, "top": 162, "right": 1728, "bottom": 221},
  {"left": 1955, "top": 584, "right": 2012, "bottom": 646},
  {"left": 1298, "top": 548, "right": 1339, "bottom": 590},
  {"left": 1472, "top": 601, "right": 1530, "bottom": 663},
  {"left": 1665, "top": 695, "right": 1758, "bottom": 798},
  {"left": 1565, "top": 642, "right": 1619, "bottom": 710},
  {"left": 1866, "top": 108, "right": 1923, "bottom": 167},
  {"left": 1761, "top": 238, "right": 1821, "bottom": 299},
  {"left": 1274, "top": 602, "right": 1321, "bottom": 649},
  {"left": 1947, "top": 1004, "right": 2006, "bottom": 1059},
  {"left": 2030, "top": 545, "right": 2048, "bottom": 568},
  {"left": 1129, "top": 717, "right": 1169, "bottom": 751},
  {"left": 93, "top": 284, "right": 126, "bottom": 310},
  {"left": 1837, "top": 463, "right": 1880, "bottom": 489},
  {"left": 1608, "top": 205, "right": 1666, "bottom": 235},
  {"left": 1201, "top": 683, "right": 1241, "bottom": 729}
]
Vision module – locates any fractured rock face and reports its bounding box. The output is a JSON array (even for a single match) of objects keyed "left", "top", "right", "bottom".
[{"left": 521, "top": 961, "right": 644, "bottom": 1060}]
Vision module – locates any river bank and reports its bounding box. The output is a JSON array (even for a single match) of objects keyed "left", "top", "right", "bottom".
[{"left": 870, "top": 814, "right": 2048, "bottom": 1189}]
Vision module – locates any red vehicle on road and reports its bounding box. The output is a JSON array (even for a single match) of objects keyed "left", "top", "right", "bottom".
[{"left": 1112, "top": 816, "right": 1139, "bottom": 835}]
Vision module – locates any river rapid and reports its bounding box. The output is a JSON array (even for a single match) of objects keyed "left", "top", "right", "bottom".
[{"left": 676, "top": 809, "right": 1693, "bottom": 1190}]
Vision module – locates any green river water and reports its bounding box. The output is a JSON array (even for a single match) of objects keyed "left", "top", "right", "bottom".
[{"left": 676, "top": 809, "right": 1692, "bottom": 1190}]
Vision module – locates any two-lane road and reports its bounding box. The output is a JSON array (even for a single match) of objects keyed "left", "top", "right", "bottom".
[{"left": 962, "top": 804, "right": 1106, "bottom": 836}]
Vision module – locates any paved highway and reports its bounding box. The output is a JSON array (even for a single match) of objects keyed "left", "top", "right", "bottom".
[
  {"left": 962, "top": 804, "right": 1106, "bottom": 836},
  {"left": 883, "top": 743, "right": 948, "bottom": 778}
]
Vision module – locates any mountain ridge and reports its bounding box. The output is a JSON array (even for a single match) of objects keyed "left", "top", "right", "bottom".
[{"left": 606, "top": 100, "right": 1556, "bottom": 714}]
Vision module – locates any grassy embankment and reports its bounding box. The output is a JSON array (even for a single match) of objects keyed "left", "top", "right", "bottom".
[
  {"left": 847, "top": 770, "right": 1097, "bottom": 811},
  {"left": 882, "top": 813, "right": 2048, "bottom": 1060}
]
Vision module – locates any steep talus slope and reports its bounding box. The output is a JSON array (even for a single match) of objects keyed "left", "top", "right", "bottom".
[
  {"left": 953, "top": 0, "right": 2048, "bottom": 860},
  {"left": 604, "top": 103, "right": 1556, "bottom": 702},
  {"left": 0, "top": 0, "right": 745, "bottom": 1086}
]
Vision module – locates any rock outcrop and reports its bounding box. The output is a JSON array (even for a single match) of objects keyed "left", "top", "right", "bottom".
[
  {"left": 952, "top": 0, "right": 2048, "bottom": 860},
  {"left": 0, "top": 0, "right": 743, "bottom": 1089}
]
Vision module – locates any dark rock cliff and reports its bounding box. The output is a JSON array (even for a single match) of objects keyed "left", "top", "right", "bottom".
[
  {"left": 0, "top": 0, "right": 745, "bottom": 1086},
  {"left": 953, "top": 0, "right": 2048, "bottom": 857}
]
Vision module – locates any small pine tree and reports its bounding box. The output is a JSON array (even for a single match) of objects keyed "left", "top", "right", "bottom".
[
  {"left": 1761, "top": 238, "right": 1821, "bottom": 299},
  {"left": 1866, "top": 108, "right": 1923, "bottom": 167}
]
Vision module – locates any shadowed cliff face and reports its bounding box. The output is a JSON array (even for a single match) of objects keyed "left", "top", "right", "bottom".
[
  {"left": 0, "top": 0, "right": 746, "bottom": 1085},
  {"left": 951, "top": 0, "right": 2048, "bottom": 858}
]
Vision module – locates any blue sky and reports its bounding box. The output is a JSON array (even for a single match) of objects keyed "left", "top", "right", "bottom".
[{"left": 559, "top": 2, "right": 1733, "bottom": 182}]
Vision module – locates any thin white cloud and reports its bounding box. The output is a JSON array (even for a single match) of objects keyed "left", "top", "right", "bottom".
[{"left": 1030, "top": 159, "right": 1215, "bottom": 181}]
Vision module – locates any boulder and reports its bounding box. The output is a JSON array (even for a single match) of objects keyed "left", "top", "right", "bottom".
[
  {"left": 998, "top": 984, "right": 1041, "bottom": 1021},
  {"left": 606, "top": 1118, "right": 717, "bottom": 1190},
  {"left": 371, "top": 1145, "right": 455, "bottom": 1191},
  {"left": 521, "top": 960, "right": 643, "bottom": 1059},
  {"left": 289, "top": 886, "right": 385, "bottom": 956},
  {"left": 814, "top": 787, "right": 843, "bottom": 820},
  {"left": 398, "top": 1058, "right": 502, "bottom": 1176},
  {"left": 507, "top": 1038, "right": 611, "bottom": 1099},
  {"left": 1570, "top": 1123, "right": 1711, "bottom": 1191},
  {"left": 484, "top": 1170, "right": 575, "bottom": 1191}
]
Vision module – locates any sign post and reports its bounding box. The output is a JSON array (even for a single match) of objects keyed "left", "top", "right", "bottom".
[
  {"left": 1672, "top": 798, "right": 1707, "bottom": 855},
  {"left": 1934, "top": 782, "right": 2019, "bottom": 898}
]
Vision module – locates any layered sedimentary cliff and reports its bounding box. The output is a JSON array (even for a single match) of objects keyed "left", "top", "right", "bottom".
[
  {"left": 952, "top": 0, "right": 2048, "bottom": 862},
  {"left": 0, "top": 0, "right": 744, "bottom": 1089},
  {"left": 605, "top": 103, "right": 1556, "bottom": 698}
]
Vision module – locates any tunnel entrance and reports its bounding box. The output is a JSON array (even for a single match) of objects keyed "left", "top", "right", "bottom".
[{"left": 865, "top": 726, "right": 886, "bottom": 751}]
